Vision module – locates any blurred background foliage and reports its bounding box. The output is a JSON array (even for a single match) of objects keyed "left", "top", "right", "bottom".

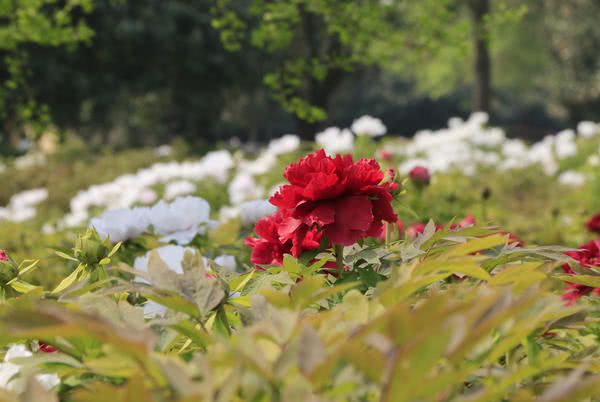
[{"left": 1, "top": 0, "right": 600, "bottom": 150}]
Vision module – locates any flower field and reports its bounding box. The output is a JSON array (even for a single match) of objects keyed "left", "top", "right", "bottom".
[{"left": 1, "top": 113, "right": 600, "bottom": 401}]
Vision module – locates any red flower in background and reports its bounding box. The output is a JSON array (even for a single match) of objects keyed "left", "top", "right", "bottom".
[
  {"left": 506, "top": 232, "right": 524, "bottom": 247},
  {"left": 406, "top": 222, "right": 444, "bottom": 238},
  {"left": 587, "top": 213, "right": 600, "bottom": 234},
  {"left": 406, "top": 223, "right": 426, "bottom": 238},
  {"left": 0, "top": 250, "right": 8, "bottom": 262},
  {"left": 561, "top": 239, "right": 600, "bottom": 303},
  {"left": 376, "top": 219, "right": 405, "bottom": 241},
  {"left": 409, "top": 166, "right": 430, "bottom": 185},
  {"left": 245, "top": 209, "right": 322, "bottom": 266},
  {"left": 270, "top": 150, "right": 398, "bottom": 246},
  {"left": 449, "top": 214, "right": 476, "bottom": 231},
  {"left": 39, "top": 342, "right": 57, "bottom": 353}
]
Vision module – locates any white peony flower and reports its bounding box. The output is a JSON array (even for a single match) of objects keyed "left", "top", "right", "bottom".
[
  {"left": 267, "top": 134, "right": 300, "bottom": 155},
  {"left": 0, "top": 188, "right": 49, "bottom": 223},
  {"left": 239, "top": 199, "right": 277, "bottom": 225},
  {"left": 90, "top": 207, "right": 150, "bottom": 242},
  {"left": 315, "top": 127, "right": 354, "bottom": 154},
  {"left": 164, "top": 180, "right": 196, "bottom": 200},
  {"left": 554, "top": 130, "right": 577, "bottom": 159},
  {"left": 149, "top": 196, "right": 214, "bottom": 245},
  {"left": 351, "top": 115, "right": 387, "bottom": 137},
  {"left": 0, "top": 345, "right": 60, "bottom": 392},
  {"left": 219, "top": 206, "right": 240, "bottom": 222},
  {"left": 588, "top": 154, "right": 600, "bottom": 166},
  {"left": 198, "top": 150, "right": 234, "bottom": 183},
  {"left": 558, "top": 171, "right": 585, "bottom": 187},
  {"left": 10, "top": 188, "right": 48, "bottom": 207},
  {"left": 134, "top": 245, "right": 193, "bottom": 276},
  {"left": 139, "top": 188, "right": 158, "bottom": 205},
  {"left": 228, "top": 173, "right": 264, "bottom": 205},
  {"left": 155, "top": 145, "right": 172, "bottom": 157},
  {"left": 239, "top": 152, "right": 277, "bottom": 176},
  {"left": 577, "top": 121, "right": 600, "bottom": 138},
  {"left": 214, "top": 255, "right": 237, "bottom": 272}
]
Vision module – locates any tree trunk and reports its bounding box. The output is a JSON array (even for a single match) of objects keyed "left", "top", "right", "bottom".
[
  {"left": 293, "top": 7, "right": 345, "bottom": 140},
  {"left": 295, "top": 117, "right": 321, "bottom": 140},
  {"left": 468, "top": 0, "right": 492, "bottom": 114}
]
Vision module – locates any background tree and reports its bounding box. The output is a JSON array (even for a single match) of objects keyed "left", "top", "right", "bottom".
[
  {"left": 2, "top": 0, "right": 600, "bottom": 147},
  {"left": 0, "top": 0, "right": 93, "bottom": 145},
  {"left": 212, "top": 0, "right": 387, "bottom": 139}
]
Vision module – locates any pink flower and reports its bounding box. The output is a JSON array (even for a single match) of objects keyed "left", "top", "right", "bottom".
[
  {"left": 0, "top": 250, "right": 8, "bottom": 262},
  {"left": 587, "top": 213, "right": 600, "bottom": 234},
  {"left": 270, "top": 150, "right": 398, "bottom": 246},
  {"left": 409, "top": 166, "right": 430, "bottom": 186},
  {"left": 561, "top": 239, "right": 600, "bottom": 303}
]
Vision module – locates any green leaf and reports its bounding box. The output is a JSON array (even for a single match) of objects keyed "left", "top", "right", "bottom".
[
  {"left": 444, "top": 234, "right": 507, "bottom": 257},
  {"left": 107, "top": 242, "right": 123, "bottom": 258},
  {"left": 17, "top": 259, "right": 39, "bottom": 276},
  {"left": 141, "top": 289, "right": 201, "bottom": 320},
  {"left": 555, "top": 274, "right": 600, "bottom": 288},
  {"left": 52, "top": 263, "right": 86, "bottom": 294},
  {"left": 9, "top": 279, "right": 39, "bottom": 293},
  {"left": 282, "top": 254, "right": 302, "bottom": 276},
  {"left": 55, "top": 250, "right": 78, "bottom": 262},
  {"left": 169, "top": 321, "right": 212, "bottom": 349}
]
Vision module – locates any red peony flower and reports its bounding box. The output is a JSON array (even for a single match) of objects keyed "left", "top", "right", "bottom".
[
  {"left": 406, "top": 223, "right": 426, "bottom": 238},
  {"left": 406, "top": 222, "right": 443, "bottom": 238},
  {"left": 458, "top": 214, "right": 476, "bottom": 228},
  {"left": 506, "top": 232, "right": 524, "bottom": 247},
  {"left": 376, "top": 219, "right": 405, "bottom": 241},
  {"left": 587, "top": 213, "right": 600, "bottom": 234},
  {"left": 449, "top": 215, "right": 476, "bottom": 231},
  {"left": 561, "top": 239, "right": 600, "bottom": 303},
  {"left": 38, "top": 342, "right": 57, "bottom": 353},
  {"left": 270, "top": 150, "right": 398, "bottom": 246},
  {"left": 380, "top": 150, "right": 392, "bottom": 161},
  {"left": 245, "top": 209, "right": 322, "bottom": 266},
  {"left": 0, "top": 250, "right": 8, "bottom": 262},
  {"left": 409, "top": 166, "right": 430, "bottom": 186}
]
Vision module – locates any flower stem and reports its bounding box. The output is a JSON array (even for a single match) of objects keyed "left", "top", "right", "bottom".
[{"left": 334, "top": 244, "right": 344, "bottom": 270}]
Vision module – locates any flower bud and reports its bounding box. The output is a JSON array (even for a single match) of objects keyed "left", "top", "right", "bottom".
[
  {"left": 409, "top": 166, "right": 430, "bottom": 187},
  {"left": 0, "top": 250, "right": 19, "bottom": 284},
  {"left": 74, "top": 229, "right": 109, "bottom": 266},
  {"left": 587, "top": 212, "right": 600, "bottom": 234}
]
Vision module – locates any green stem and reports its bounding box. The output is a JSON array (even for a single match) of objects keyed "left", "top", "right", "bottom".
[{"left": 334, "top": 244, "right": 344, "bottom": 270}]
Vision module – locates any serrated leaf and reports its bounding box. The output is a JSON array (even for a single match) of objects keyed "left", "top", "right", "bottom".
[{"left": 21, "top": 377, "right": 58, "bottom": 402}]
